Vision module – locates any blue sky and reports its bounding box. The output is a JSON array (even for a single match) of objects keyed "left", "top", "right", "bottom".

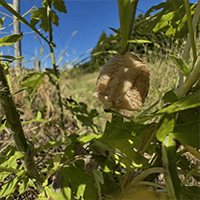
[{"left": 0, "top": 0, "right": 197, "bottom": 69}]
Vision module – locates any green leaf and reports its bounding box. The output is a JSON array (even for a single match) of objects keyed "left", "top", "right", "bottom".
[
  {"left": 117, "top": 0, "right": 138, "bottom": 53},
  {"left": 173, "top": 121, "right": 199, "bottom": 148},
  {"left": 78, "top": 134, "right": 101, "bottom": 143},
  {"left": 0, "top": 176, "right": 19, "bottom": 198},
  {"left": 31, "top": 7, "right": 48, "bottom": 32},
  {"left": 92, "top": 50, "right": 118, "bottom": 57},
  {"left": 178, "top": 107, "right": 199, "bottom": 123},
  {"left": 51, "top": 10, "right": 59, "bottom": 26},
  {"left": 0, "top": 0, "right": 50, "bottom": 44},
  {"left": 93, "top": 169, "right": 104, "bottom": 200},
  {"left": 0, "top": 166, "right": 18, "bottom": 173},
  {"left": 142, "top": 1, "right": 197, "bottom": 38},
  {"left": 0, "top": 33, "right": 23, "bottom": 47},
  {"left": 99, "top": 117, "right": 150, "bottom": 169},
  {"left": 0, "top": 55, "right": 24, "bottom": 62},
  {"left": 40, "top": 185, "right": 68, "bottom": 200},
  {"left": 34, "top": 136, "right": 71, "bottom": 154},
  {"left": 109, "top": 27, "right": 120, "bottom": 34},
  {"left": 0, "top": 17, "right": 5, "bottom": 29},
  {"left": 128, "top": 39, "right": 152, "bottom": 43},
  {"left": 156, "top": 114, "right": 175, "bottom": 142},
  {"left": 20, "top": 72, "right": 45, "bottom": 94},
  {"left": 52, "top": 0, "right": 67, "bottom": 13},
  {"left": 0, "top": 150, "right": 24, "bottom": 168},
  {"left": 169, "top": 54, "right": 191, "bottom": 76},
  {"left": 18, "top": 176, "right": 35, "bottom": 195},
  {"left": 162, "top": 90, "right": 177, "bottom": 103},
  {"left": 162, "top": 133, "right": 181, "bottom": 199},
  {"left": 59, "top": 165, "right": 97, "bottom": 200},
  {"left": 31, "top": 6, "right": 60, "bottom": 32},
  {"left": 158, "top": 90, "right": 200, "bottom": 114}
]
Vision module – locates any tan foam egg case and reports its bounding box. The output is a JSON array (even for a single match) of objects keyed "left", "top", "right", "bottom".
[{"left": 93, "top": 52, "right": 150, "bottom": 111}]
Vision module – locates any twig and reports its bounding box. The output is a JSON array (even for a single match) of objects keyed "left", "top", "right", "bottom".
[{"left": 47, "top": 2, "right": 67, "bottom": 135}]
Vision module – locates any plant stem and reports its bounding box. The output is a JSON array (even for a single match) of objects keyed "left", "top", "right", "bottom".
[
  {"left": 177, "top": 56, "right": 200, "bottom": 99},
  {"left": 136, "top": 181, "right": 167, "bottom": 191},
  {"left": 0, "top": 64, "right": 43, "bottom": 193},
  {"left": 162, "top": 133, "right": 180, "bottom": 199},
  {"left": 184, "top": 0, "right": 197, "bottom": 66},
  {"left": 124, "top": 167, "right": 164, "bottom": 193},
  {"left": 182, "top": 0, "right": 200, "bottom": 65},
  {"left": 176, "top": 0, "right": 199, "bottom": 97},
  {"left": 182, "top": 142, "right": 200, "bottom": 160},
  {"left": 47, "top": 2, "right": 66, "bottom": 135}
]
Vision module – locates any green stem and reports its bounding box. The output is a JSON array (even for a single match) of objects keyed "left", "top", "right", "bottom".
[
  {"left": 0, "top": 64, "right": 43, "bottom": 193},
  {"left": 182, "top": 142, "right": 200, "bottom": 160},
  {"left": 162, "top": 133, "right": 181, "bottom": 199},
  {"left": 177, "top": 56, "right": 200, "bottom": 99},
  {"left": 184, "top": 0, "right": 197, "bottom": 66},
  {"left": 47, "top": 3, "right": 66, "bottom": 135},
  {"left": 124, "top": 167, "right": 163, "bottom": 193},
  {"left": 176, "top": 0, "right": 199, "bottom": 97},
  {"left": 136, "top": 181, "right": 167, "bottom": 191}
]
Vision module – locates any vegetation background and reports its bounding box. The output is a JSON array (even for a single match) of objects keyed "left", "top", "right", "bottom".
[{"left": 0, "top": 0, "right": 199, "bottom": 199}]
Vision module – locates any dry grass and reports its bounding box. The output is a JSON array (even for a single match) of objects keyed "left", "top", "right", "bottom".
[
  {"left": 0, "top": 55, "right": 179, "bottom": 154},
  {"left": 9, "top": 54, "right": 179, "bottom": 131}
]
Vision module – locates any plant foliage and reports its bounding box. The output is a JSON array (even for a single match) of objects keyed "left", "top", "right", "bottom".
[{"left": 0, "top": 0, "right": 199, "bottom": 199}]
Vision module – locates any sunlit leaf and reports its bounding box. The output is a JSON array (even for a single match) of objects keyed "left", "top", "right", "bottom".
[
  {"left": 0, "top": 17, "right": 5, "bottom": 29},
  {"left": 18, "top": 176, "right": 33, "bottom": 195},
  {"left": 156, "top": 114, "right": 175, "bottom": 142},
  {"left": 59, "top": 165, "right": 97, "bottom": 199},
  {"left": 0, "top": 55, "right": 24, "bottom": 62},
  {"left": 52, "top": 0, "right": 67, "bottom": 13},
  {"left": 51, "top": 10, "right": 59, "bottom": 26},
  {"left": 31, "top": 7, "right": 48, "bottom": 32},
  {"left": 0, "top": 33, "right": 23, "bottom": 47},
  {"left": 169, "top": 54, "right": 191, "bottom": 76},
  {"left": 0, "top": 176, "right": 19, "bottom": 198},
  {"left": 157, "top": 90, "right": 200, "bottom": 114},
  {"left": 141, "top": 1, "right": 197, "bottom": 38},
  {"left": 20, "top": 72, "right": 45, "bottom": 94},
  {"left": 128, "top": 39, "right": 152, "bottom": 43},
  {"left": 99, "top": 117, "right": 150, "bottom": 169}
]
